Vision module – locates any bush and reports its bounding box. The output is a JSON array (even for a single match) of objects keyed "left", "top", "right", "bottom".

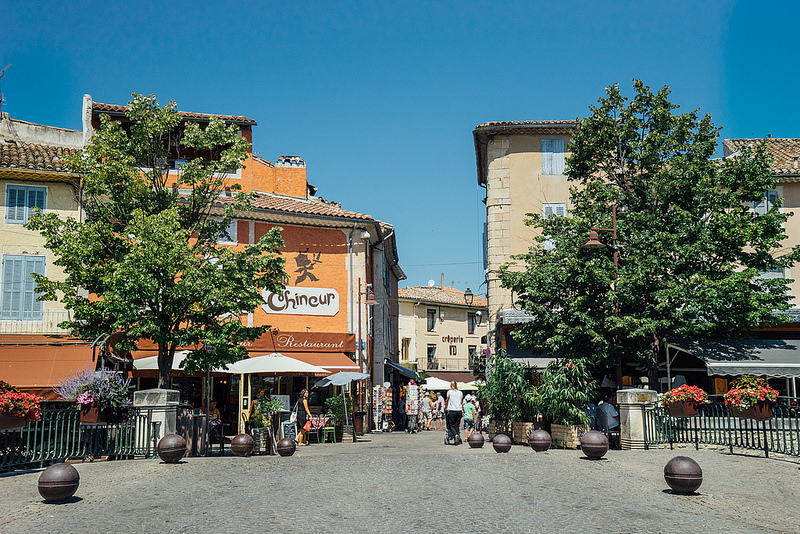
[{"left": 536, "top": 359, "right": 597, "bottom": 426}]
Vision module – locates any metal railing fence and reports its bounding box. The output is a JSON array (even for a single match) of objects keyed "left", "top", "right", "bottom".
[
  {"left": 643, "top": 395, "right": 800, "bottom": 458},
  {"left": 0, "top": 403, "right": 154, "bottom": 471},
  {"left": 0, "top": 310, "right": 72, "bottom": 334}
]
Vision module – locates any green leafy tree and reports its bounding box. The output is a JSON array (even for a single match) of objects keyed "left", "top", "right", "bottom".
[
  {"left": 478, "top": 351, "right": 536, "bottom": 431},
  {"left": 27, "top": 94, "right": 287, "bottom": 388},
  {"left": 501, "top": 80, "right": 799, "bottom": 383}
]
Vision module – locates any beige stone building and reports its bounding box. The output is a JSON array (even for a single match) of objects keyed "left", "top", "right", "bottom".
[
  {"left": 397, "top": 286, "right": 487, "bottom": 378},
  {"left": 473, "top": 120, "right": 575, "bottom": 358}
]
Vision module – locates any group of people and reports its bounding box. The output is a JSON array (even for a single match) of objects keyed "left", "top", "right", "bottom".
[
  {"left": 441, "top": 381, "right": 481, "bottom": 445},
  {"left": 394, "top": 381, "right": 481, "bottom": 445}
]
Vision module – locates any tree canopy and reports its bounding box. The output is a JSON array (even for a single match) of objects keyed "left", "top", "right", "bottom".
[
  {"left": 500, "top": 80, "right": 799, "bottom": 383},
  {"left": 27, "top": 94, "right": 287, "bottom": 387}
]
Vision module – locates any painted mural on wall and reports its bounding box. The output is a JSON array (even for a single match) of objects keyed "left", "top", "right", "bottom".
[{"left": 294, "top": 251, "right": 322, "bottom": 284}]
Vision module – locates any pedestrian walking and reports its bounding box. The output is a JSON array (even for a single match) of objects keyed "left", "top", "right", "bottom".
[
  {"left": 421, "top": 391, "right": 433, "bottom": 430},
  {"left": 434, "top": 392, "right": 445, "bottom": 431},
  {"left": 473, "top": 396, "right": 482, "bottom": 433},
  {"left": 444, "top": 382, "right": 463, "bottom": 445},
  {"left": 462, "top": 395, "right": 476, "bottom": 441}
]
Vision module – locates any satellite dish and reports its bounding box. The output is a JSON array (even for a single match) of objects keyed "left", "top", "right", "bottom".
[{"left": 427, "top": 280, "right": 435, "bottom": 287}]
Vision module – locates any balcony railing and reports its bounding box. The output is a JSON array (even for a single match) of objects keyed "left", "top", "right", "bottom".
[
  {"left": 417, "top": 358, "right": 470, "bottom": 372},
  {"left": 0, "top": 311, "right": 72, "bottom": 334}
]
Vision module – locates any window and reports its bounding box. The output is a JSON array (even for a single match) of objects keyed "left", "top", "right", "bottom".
[
  {"left": 427, "top": 344, "right": 437, "bottom": 368},
  {"left": 1, "top": 255, "right": 45, "bottom": 320},
  {"left": 467, "top": 312, "right": 477, "bottom": 335},
  {"left": 5, "top": 185, "right": 46, "bottom": 224},
  {"left": 542, "top": 203, "right": 566, "bottom": 250},
  {"left": 401, "top": 338, "right": 411, "bottom": 363},
  {"left": 542, "top": 139, "right": 565, "bottom": 175},
  {"left": 218, "top": 219, "right": 238, "bottom": 244},
  {"left": 427, "top": 309, "right": 437, "bottom": 332},
  {"left": 468, "top": 345, "right": 478, "bottom": 369},
  {"left": 758, "top": 267, "right": 785, "bottom": 279},
  {"left": 752, "top": 190, "right": 780, "bottom": 215}
]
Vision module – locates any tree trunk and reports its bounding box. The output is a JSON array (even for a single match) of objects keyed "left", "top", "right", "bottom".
[{"left": 158, "top": 343, "right": 175, "bottom": 389}]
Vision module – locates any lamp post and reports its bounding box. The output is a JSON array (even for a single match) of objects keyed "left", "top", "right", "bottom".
[
  {"left": 357, "top": 278, "right": 377, "bottom": 413},
  {"left": 464, "top": 287, "right": 474, "bottom": 306},
  {"left": 583, "top": 204, "right": 622, "bottom": 388},
  {"left": 203, "top": 342, "right": 216, "bottom": 456}
]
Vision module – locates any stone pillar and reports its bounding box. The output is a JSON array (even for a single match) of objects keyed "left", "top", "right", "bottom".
[
  {"left": 617, "top": 388, "right": 657, "bottom": 450},
  {"left": 134, "top": 388, "right": 180, "bottom": 438}
]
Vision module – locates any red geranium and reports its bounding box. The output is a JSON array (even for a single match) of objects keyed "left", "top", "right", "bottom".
[
  {"left": 0, "top": 391, "right": 43, "bottom": 420},
  {"left": 662, "top": 385, "right": 709, "bottom": 406}
]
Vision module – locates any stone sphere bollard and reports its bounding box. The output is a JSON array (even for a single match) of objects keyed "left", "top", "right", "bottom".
[
  {"left": 38, "top": 463, "right": 80, "bottom": 503},
  {"left": 157, "top": 434, "right": 187, "bottom": 463},
  {"left": 492, "top": 433, "right": 512, "bottom": 453},
  {"left": 528, "top": 429, "right": 552, "bottom": 452},
  {"left": 231, "top": 433, "right": 255, "bottom": 457},
  {"left": 467, "top": 432, "right": 485, "bottom": 448},
  {"left": 276, "top": 437, "right": 297, "bottom": 457},
  {"left": 664, "top": 456, "right": 703, "bottom": 494},
  {"left": 580, "top": 430, "right": 609, "bottom": 459}
]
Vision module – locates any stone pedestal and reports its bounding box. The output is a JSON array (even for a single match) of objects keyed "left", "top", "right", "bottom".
[
  {"left": 134, "top": 389, "right": 180, "bottom": 445},
  {"left": 618, "top": 388, "right": 657, "bottom": 450}
]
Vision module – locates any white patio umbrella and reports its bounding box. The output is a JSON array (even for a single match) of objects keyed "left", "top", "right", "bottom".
[
  {"left": 313, "top": 371, "right": 370, "bottom": 426},
  {"left": 133, "top": 350, "right": 194, "bottom": 371},
  {"left": 424, "top": 377, "right": 451, "bottom": 390},
  {"left": 226, "top": 352, "right": 328, "bottom": 375}
]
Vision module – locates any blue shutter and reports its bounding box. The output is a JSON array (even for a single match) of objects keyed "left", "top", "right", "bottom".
[
  {"left": 1, "top": 255, "right": 45, "bottom": 319},
  {"left": 5, "top": 186, "right": 47, "bottom": 224},
  {"left": 552, "top": 139, "right": 565, "bottom": 174},
  {"left": 542, "top": 139, "right": 553, "bottom": 174}
]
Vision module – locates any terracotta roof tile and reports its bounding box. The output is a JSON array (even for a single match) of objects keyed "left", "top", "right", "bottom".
[
  {"left": 474, "top": 120, "right": 577, "bottom": 129},
  {"left": 0, "top": 142, "right": 80, "bottom": 173},
  {"left": 93, "top": 102, "right": 256, "bottom": 125},
  {"left": 723, "top": 138, "right": 800, "bottom": 176},
  {"left": 218, "top": 193, "right": 373, "bottom": 221},
  {"left": 398, "top": 286, "right": 487, "bottom": 307}
]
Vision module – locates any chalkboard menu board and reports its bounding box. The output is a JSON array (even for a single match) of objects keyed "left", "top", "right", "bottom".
[{"left": 282, "top": 421, "right": 297, "bottom": 441}]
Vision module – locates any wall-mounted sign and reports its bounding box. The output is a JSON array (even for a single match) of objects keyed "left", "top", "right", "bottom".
[{"left": 262, "top": 286, "right": 339, "bottom": 316}]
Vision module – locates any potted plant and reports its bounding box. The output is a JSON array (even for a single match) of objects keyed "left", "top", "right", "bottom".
[
  {"left": 0, "top": 381, "right": 43, "bottom": 431},
  {"left": 54, "top": 367, "right": 133, "bottom": 424},
  {"left": 477, "top": 351, "right": 530, "bottom": 440},
  {"left": 249, "top": 395, "right": 283, "bottom": 453},
  {"left": 662, "top": 385, "right": 709, "bottom": 417},
  {"left": 536, "top": 359, "right": 597, "bottom": 448},
  {"left": 723, "top": 375, "right": 778, "bottom": 420}
]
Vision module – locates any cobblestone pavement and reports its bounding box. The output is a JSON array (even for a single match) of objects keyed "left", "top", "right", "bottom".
[{"left": 1, "top": 429, "right": 799, "bottom": 533}]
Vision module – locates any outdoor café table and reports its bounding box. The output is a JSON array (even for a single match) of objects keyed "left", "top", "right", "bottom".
[{"left": 310, "top": 416, "right": 330, "bottom": 442}]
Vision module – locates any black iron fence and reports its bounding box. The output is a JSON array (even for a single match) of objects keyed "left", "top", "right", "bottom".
[
  {"left": 1, "top": 403, "right": 155, "bottom": 471},
  {"left": 643, "top": 395, "right": 800, "bottom": 458}
]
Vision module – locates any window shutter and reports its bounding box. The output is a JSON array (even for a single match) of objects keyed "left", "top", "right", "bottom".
[
  {"left": 6, "top": 187, "right": 24, "bottom": 223},
  {"left": 542, "top": 139, "right": 553, "bottom": 174},
  {"left": 1, "top": 255, "right": 45, "bottom": 319},
  {"left": 552, "top": 139, "right": 565, "bottom": 174}
]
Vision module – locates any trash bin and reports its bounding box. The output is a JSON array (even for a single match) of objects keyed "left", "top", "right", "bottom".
[{"left": 353, "top": 411, "right": 365, "bottom": 435}]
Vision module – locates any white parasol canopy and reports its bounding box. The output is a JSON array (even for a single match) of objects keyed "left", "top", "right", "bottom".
[
  {"left": 133, "top": 350, "right": 196, "bottom": 371},
  {"left": 314, "top": 371, "right": 370, "bottom": 388},
  {"left": 226, "top": 352, "right": 327, "bottom": 375},
  {"left": 424, "top": 377, "right": 451, "bottom": 390}
]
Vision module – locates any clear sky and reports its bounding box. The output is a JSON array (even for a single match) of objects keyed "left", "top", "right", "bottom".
[{"left": 3, "top": 1, "right": 798, "bottom": 294}]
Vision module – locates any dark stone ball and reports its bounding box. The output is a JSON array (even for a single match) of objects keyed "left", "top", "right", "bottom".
[
  {"left": 38, "top": 463, "right": 80, "bottom": 503},
  {"left": 580, "top": 430, "right": 609, "bottom": 459},
  {"left": 492, "top": 433, "right": 512, "bottom": 453},
  {"left": 664, "top": 456, "right": 703, "bottom": 494},
  {"left": 157, "top": 434, "right": 187, "bottom": 463},
  {"left": 528, "top": 429, "right": 552, "bottom": 452},
  {"left": 276, "top": 437, "right": 297, "bottom": 457},
  {"left": 231, "top": 433, "right": 255, "bottom": 457},
  {"left": 467, "top": 432, "right": 485, "bottom": 448}
]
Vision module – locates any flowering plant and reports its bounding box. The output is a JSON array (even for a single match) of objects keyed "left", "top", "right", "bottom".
[
  {"left": 723, "top": 386, "right": 778, "bottom": 409},
  {"left": 0, "top": 381, "right": 43, "bottom": 420},
  {"left": 662, "top": 385, "right": 709, "bottom": 406},
  {"left": 54, "top": 367, "right": 132, "bottom": 415},
  {"left": 723, "top": 375, "right": 779, "bottom": 409}
]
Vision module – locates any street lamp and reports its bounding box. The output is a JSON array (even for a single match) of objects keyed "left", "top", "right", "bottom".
[
  {"left": 202, "top": 342, "right": 216, "bottom": 456},
  {"left": 357, "top": 278, "right": 377, "bottom": 413},
  {"left": 583, "top": 204, "right": 622, "bottom": 388},
  {"left": 464, "top": 287, "right": 474, "bottom": 306}
]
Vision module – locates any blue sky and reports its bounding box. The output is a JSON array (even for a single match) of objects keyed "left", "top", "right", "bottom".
[{"left": 3, "top": 1, "right": 798, "bottom": 293}]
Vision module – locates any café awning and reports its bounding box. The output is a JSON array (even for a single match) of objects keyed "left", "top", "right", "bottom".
[
  {"left": 384, "top": 359, "right": 419, "bottom": 380},
  {"left": 668, "top": 339, "right": 800, "bottom": 378}
]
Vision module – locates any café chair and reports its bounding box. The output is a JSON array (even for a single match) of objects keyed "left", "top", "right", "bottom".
[{"left": 321, "top": 415, "right": 337, "bottom": 444}]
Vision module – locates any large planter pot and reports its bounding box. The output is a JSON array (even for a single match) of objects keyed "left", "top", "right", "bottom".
[
  {"left": 580, "top": 430, "right": 609, "bottom": 459},
  {"left": 38, "top": 463, "right": 80, "bottom": 502},
  {"left": 528, "top": 429, "right": 552, "bottom": 452},
  {"left": 487, "top": 420, "right": 496, "bottom": 441},
  {"left": 550, "top": 423, "right": 590, "bottom": 449},
  {"left": 664, "top": 456, "right": 703, "bottom": 494},
  {"left": 0, "top": 414, "right": 29, "bottom": 431},
  {"left": 512, "top": 422, "right": 537, "bottom": 444},
  {"left": 250, "top": 427, "right": 272, "bottom": 455},
  {"left": 729, "top": 402, "right": 773, "bottom": 420},
  {"left": 667, "top": 401, "right": 700, "bottom": 418},
  {"left": 79, "top": 405, "right": 108, "bottom": 424}
]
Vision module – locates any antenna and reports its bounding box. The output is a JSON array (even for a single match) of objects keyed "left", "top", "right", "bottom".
[{"left": 0, "top": 64, "right": 9, "bottom": 115}]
